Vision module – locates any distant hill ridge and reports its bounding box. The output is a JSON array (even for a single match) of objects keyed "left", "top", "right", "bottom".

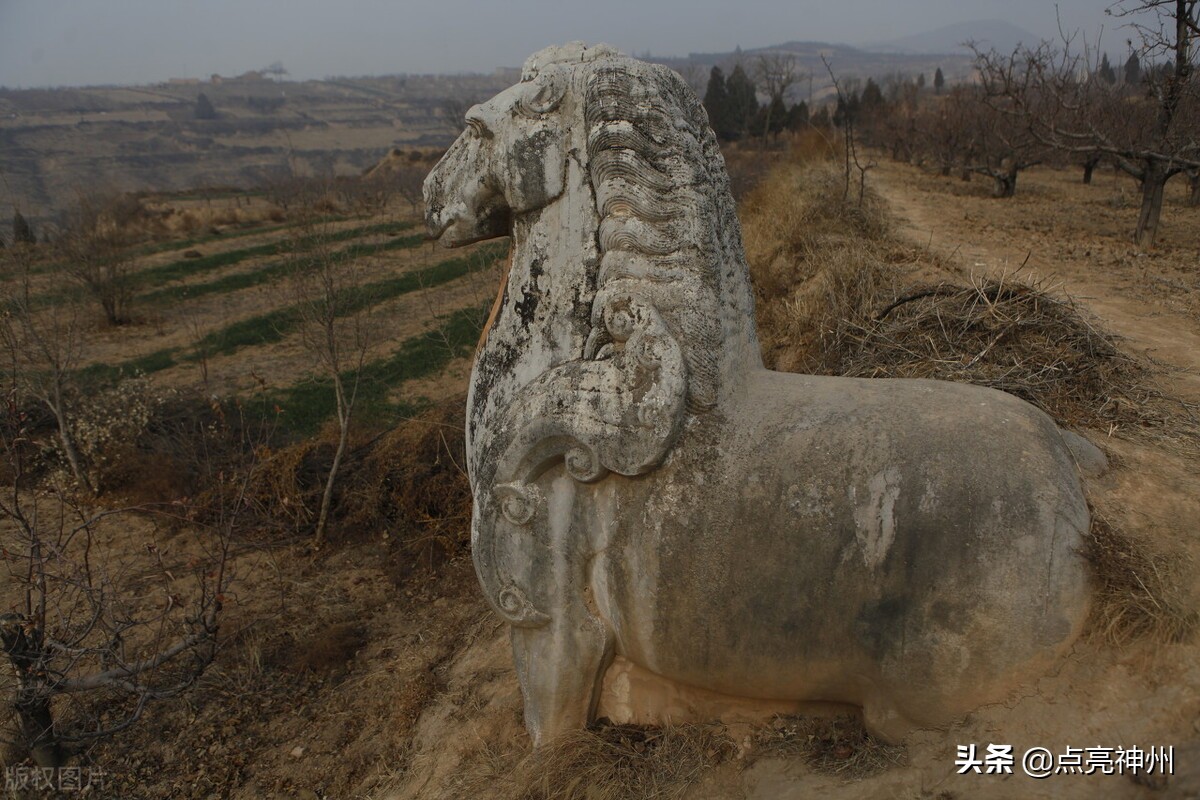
[{"left": 865, "top": 19, "right": 1041, "bottom": 55}]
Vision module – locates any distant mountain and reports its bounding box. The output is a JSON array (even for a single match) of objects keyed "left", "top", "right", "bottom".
[{"left": 865, "top": 20, "right": 1041, "bottom": 55}]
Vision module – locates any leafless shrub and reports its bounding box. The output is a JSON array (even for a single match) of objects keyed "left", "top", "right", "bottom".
[
  {"left": 286, "top": 212, "right": 378, "bottom": 547},
  {"left": 242, "top": 396, "right": 471, "bottom": 562},
  {"left": 336, "top": 173, "right": 393, "bottom": 215}
]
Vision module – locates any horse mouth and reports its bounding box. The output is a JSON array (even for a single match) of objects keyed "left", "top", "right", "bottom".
[
  {"left": 431, "top": 204, "right": 513, "bottom": 247},
  {"left": 425, "top": 215, "right": 452, "bottom": 241}
]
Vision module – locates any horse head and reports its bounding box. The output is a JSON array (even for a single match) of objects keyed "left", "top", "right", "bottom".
[{"left": 424, "top": 44, "right": 619, "bottom": 247}]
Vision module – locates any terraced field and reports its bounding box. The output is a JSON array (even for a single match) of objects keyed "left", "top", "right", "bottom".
[{"left": 61, "top": 199, "right": 506, "bottom": 433}]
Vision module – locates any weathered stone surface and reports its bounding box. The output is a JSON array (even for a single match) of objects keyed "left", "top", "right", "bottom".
[{"left": 424, "top": 42, "right": 1092, "bottom": 747}]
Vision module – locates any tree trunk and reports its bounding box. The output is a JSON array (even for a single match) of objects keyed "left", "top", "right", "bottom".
[
  {"left": 940, "top": 165, "right": 951, "bottom": 177},
  {"left": 2, "top": 621, "right": 65, "bottom": 768},
  {"left": 1134, "top": 166, "right": 1167, "bottom": 246},
  {"left": 49, "top": 383, "right": 92, "bottom": 494},
  {"left": 1083, "top": 155, "right": 1100, "bottom": 185},
  {"left": 960, "top": 168, "right": 972, "bottom": 182},
  {"left": 1188, "top": 171, "right": 1200, "bottom": 208},
  {"left": 314, "top": 378, "right": 350, "bottom": 547},
  {"left": 16, "top": 693, "right": 64, "bottom": 768},
  {"left": 992, "top": 166, "right": 1018, "bottom": 198}
]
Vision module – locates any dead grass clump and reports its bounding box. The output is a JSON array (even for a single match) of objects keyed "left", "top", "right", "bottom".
[
  {"left": 752, "top": 714, "right": 906, "bottom": 779},
  {"left": 235, "top": 397, "right": 471, "bottom": 554},
  {"left": 820, "top": 274, "right": 1181, "bottom": 434},
  {"left": 742, "top": 161, "right": 909, "bottom": 372},
  {"left": 459, "top": 722, "right": 736, "bottom": 800},
  {"left": 339, "top": 396, "right": 471, "bottom": 551},
  {"left": 741, "top": 162, "right": 893, "bottom": 275},
  {"left": 1083, "top": 513, "right": 1197, "bottom": 646}
]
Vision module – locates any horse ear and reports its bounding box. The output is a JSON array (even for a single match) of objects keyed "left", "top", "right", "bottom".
[
  {"left": 504, "top": 128, "right": 567, "bottom": 214},
  {"left": 519, "top": 71, "right": 567, "bottom": 115}
]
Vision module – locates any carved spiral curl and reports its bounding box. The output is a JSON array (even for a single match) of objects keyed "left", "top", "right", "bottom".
[
  {"left": 565, "top": 443, "right": 608, "bottom": 483},
  {"left": 494, "top": 482, "right": 540, "bottom": 525}
]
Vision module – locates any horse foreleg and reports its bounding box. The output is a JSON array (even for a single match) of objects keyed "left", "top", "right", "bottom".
[
  {"left": 511, "top": 608, "right": 612, "bottom": 747},
  {"left": 510, "top": 472, "right": 613, "bottom": 747}
]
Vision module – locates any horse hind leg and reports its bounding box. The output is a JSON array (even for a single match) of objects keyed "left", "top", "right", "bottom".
[{"left": 861, "top": 687, "right": 919, "bottom": 744}]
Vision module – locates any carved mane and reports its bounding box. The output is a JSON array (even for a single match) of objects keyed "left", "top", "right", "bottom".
[{"left": 578, "top": 55, "right": 760, "bottom": 411}]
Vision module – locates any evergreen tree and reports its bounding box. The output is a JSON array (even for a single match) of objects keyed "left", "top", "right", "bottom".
[
  {"left": 860, "top": 78, "right": 884, "bottom": 114},
  {"left": 194, "top": 92, "right": 217, "bottom": 120},
  {"left": 12, "top": 210, "right": 35, "bottom": 246},
  {"left": 703, "top": 66, "right": 731, "bottom": 140},
  {"left": 917, "top": 73, "right": 927, "bottom": 90},
  {"left": 810, "top": 106, "right": 832, "bottom": 129},
  {"left": 933, "top": 67, "right": 945, "bottom": 95},
  {"left": 1098, "top": 53, "right": 1117, "bottom": 84},
  {"left": 832, "top": 90, "right": 861, "bottom": 129},
  {"left": 1124, "top": 52, "right": 1141, "bottom": 84},
  {"left": 786, "top": 100, "right": 809, "bottom": 131},
  {"left": 725, "top": 64, "right": 758, "bottom": 140},
  {"left": 764, "top": 95, "right": 788, "bottom": 138}
]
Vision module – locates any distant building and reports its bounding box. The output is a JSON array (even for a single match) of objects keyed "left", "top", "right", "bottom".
[
  {"left": 211, "top": 74, "right": 224, "bottom": 85},
  {"left": 169, "top": 77, "right": 200, "bottom": 85}
]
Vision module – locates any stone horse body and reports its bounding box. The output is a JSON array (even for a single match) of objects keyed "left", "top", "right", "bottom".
[{"left": 424, "top": 43, "right": 1092, "bottom": 746}]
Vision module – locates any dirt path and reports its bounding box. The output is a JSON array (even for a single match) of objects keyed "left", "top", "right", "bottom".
[{"left": 872, "top": 160, "right": 1200, "bottom": 402}]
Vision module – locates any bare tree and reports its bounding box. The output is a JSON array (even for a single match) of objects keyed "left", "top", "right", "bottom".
[
  {"left": 393, "top": 162, "right": 429, "bottom": 217},
  {"left": 0, "top": 371, "right": 238, "bottom": 770},
  {"left": 262, "top": 61, "right": 288, "bottom": 82},
  {"left": 974, "top": 1, "right": 1199, "bottom": 244},
  {"left": 959, "top": 84, "right": 1047, "bottom": 197},
  {"left": 56, "top": 194, "right": 137, "bottom": 326},
  {"left": 677, "top": 63, "right": 707, "bottom": 97},
  {"left": 287, "top": 216, "right": 376, "bottom": 547},
  {"left": 0, "top": 245, "right": 93, "bottom": 493},
  {"left": 912, "top": 85, "right": 977, "bottom": 176},
  {"left": 755, "top": 53, "right": 800, "bottom": 144},
  {"left": 823, "top": 57, "right": 875, "bottom": 205},
  {"left": 440, "top": 97, "right": 473, "bottom": 135}
]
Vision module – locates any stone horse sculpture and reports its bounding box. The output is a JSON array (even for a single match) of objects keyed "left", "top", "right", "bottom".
[{"left": 424, "top": 43, "right": 1093, "bottom": 746}]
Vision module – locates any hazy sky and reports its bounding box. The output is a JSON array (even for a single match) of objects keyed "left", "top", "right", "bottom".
[{"left": 1, "top": 0, "right": 1117, "bottom": 88}]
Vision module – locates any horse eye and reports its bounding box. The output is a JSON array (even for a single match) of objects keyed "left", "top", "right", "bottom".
[{"left": 467, "top": 117, "right": 492, "bottom": 139}]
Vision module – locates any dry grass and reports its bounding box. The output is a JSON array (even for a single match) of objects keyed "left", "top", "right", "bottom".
[
  {"left": 454, "top": 722, "right": 737, "bottom": 800},
  {"left": 237, "top": 396, "right": 472, "bottom": 556},
  {"left": 1083, "top": 513, "right": 1197, "bottom": 646},
  {"left": 752, "top": 714, "right": 906, "bottom": 779},
  {"left": 742, "top": 160, "right": 908, "bottom": 374}
]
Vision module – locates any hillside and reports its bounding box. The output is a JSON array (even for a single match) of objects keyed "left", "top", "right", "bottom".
[
  {"left": 1, "top": 38, "right": 981, "bottom": 226},
  {"left": 0, "top": 71, "right": 513, "bottom": 225}
]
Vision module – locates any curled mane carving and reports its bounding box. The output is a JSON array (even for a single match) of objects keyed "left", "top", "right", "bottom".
[{"left": 582, "top": 59, "right": 758, "bottom": 411}]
